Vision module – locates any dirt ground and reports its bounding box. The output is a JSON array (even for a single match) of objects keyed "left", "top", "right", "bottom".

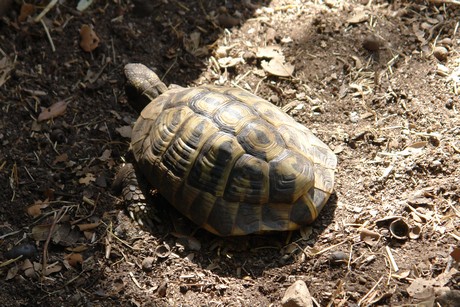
[{"left": 1, "top": 0, "right": 459, "bottom": 306}]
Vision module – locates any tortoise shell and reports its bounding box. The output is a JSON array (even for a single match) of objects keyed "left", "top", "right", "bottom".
[{"left": 126, "top": 64, "right": 337, "bottom": 236}]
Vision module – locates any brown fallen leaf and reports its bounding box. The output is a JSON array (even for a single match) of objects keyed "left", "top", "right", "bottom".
[
  {"left": 77, "top": 222, "right": 100, "bottom": 231},
  {"left": 451, "top": 247, "right": 460, "bottom": 262},
  {"left": 51, "top": 223, "right": 81, "bottom": 246},
  {"left": 79, "top": 172, "right": 96, "bottom": 185},
  {"left": 18, "top": 3, "right": 35, "bottom": 23},
  {"left": 256, "top": 46, "right": 283, "bottom": 58},
  {"left": 347, "top": 11, "right": 369, "bottom": 24},
  {"left": 98, "top": 149, "right": 111, "bottom": 162},
  {"left": 38, "top": 100, "right": 68, "bottom": 122},
  {"left": 115, "top": 125, "right": 132, "bottom": 138},
  {"left": 64, "top": 253, "right": 83, "bottom": 267},
  {"left": 53, "top": 153, "right": 69, "bottom": 165},
  {"left": 44, "top": 262, "right": 62, "bottom": 275},
  {"left": 261, "top": 57, "right": 294, "bottom": 77},
  {"left": 21, "top": 259, "right": 36, "bottom": 278},
  {"left": 360, "top": 229, "right": 381, "bottom": 246},
  {"left": 26, "top": 199, "right": 49, "bottom": 218},
  {"left": 6, "top": 266, "right": 19, "bottom": 280},
  {"left": 66, "top": 245, "right": 88, "bottom": 253},
  {"left": 80, "top": 24, "right": 100, "bottom": 52},
  {"left": 31, "top": 224, "right": 51, "bottom": 241}
]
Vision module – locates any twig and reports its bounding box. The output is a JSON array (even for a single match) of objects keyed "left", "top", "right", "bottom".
[
  {"left": 34, "top": 0, "right": 58, "bottom": 22},
  {"left": 39, "top": 19, "right": 56, "bottom": 52},
  {"left": 42, "top": 207, "right": 66, "bottom": 280},
  {"left": 385, "top": 246, "right": 399, "bottom": 272},
  {"left": 0, "top": 229, "right": 22, "bottom": 240},
  {"left": 129, "top": 272, "right": 143, "bottom": 289},
  {"left": 358, "top": 276, "right": 383, "bottom": 306}
]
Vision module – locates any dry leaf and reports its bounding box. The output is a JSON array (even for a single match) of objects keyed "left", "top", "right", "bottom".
[
  {"left": 451, "top": 247, "right": 460, "bottom": 262},
  {"left": 347, "top": 11, "right": 369, "bottom": 24},
  {"left": 77, "top": 0, "right": 94, "bottom": 11},
  {"left": 31, "top": 224, "right": 51, "bottom": 241},
  {"left": 256, "top": 46, "right": 283, "bottom": 58},
  {"left": 53, "top": 153, "right": 69, "bottom": 165},
  {"left": 79, "top": 173, "right": 96, "bottom": 185},
  {"left": 44, "top": 263, "right": 62, "bottom": 275},
  {"left": 77, "top": 222, "right": 100, "bottom": 231},
  {"left": 26, "top": 199, "right": 49, "bottom": 218},
  {"left": 18, "top": 3, "right": 35, "bottom": 23},
  {"left": 6, "top": 266, "right": 19, "bottom": 280},
  {"left": 116, "top": 125, "right": 132, "bottom": 138},
  {"left": 22, "top": 259, "right": 38, "bottom": 278},
  {"left": 98, "top": 149, "right": 111, "bottom": 162},
  {"left": 80, "top": 24, "right": 100, "bottom": 52},
  {"left": 83, "top": 231, "right": 94, "bottom": 240},
  {"left": 64, "top": 253, "right": 83, "bottom": 267},
  {"left": 218, "top": 57, "right": 243, "bottom": 68},
  {"left": 360, "top": 229, "right": 381, "bottom": 246},
  {"left": 398, "top": 141, "right": 428, "bottom": 156},
  {"left": 261, "top": 58, "right": 294, "bottom": 77},
  {"left": 392, "top": 270, "right": 411, "bottom": 280},
  {"left": 38, "top": 100, "right": 68, "bottom": 122},
  {"left": 51, "top": 223, "right": 81, "bottom": 246},
  {"left": 67, "top": 245, "right": 89, "bottom": 253}
]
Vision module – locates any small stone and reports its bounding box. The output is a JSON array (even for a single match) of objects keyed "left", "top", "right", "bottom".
[
  {"left": 141, "top": 257, "right": 154, "bottom": 271},
  {"left": 433, "top": 46, "right": 448, "bottom": 61},
  {"left": 281, "top": 280, "right": 313, "bottom": 307},
  {"left": 4, "top": 243, "right": 38, "bottom": 259},
  {"left": 329, "top": 251, "right": 348, "bottom": 264}
]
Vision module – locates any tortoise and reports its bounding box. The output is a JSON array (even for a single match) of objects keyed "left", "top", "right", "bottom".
[{"left": 116, "top": 63, "right": 337, "bottom": 236}]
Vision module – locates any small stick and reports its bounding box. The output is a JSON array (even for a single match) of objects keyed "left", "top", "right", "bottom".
[
  {"left": 34, "top": 0, "right": 58, "bottom": 22},
  {"left": 358, "top": 276, "right": 383, "bottom": 306},
  {"left": 129, "top": 272, "right": 143, "bottom": 289},
  {"left": 40, "top": 19, "right": 56, "bottom": 52},
  {"left": 385, "top": 246, "right": 399, "bottom": 272}
]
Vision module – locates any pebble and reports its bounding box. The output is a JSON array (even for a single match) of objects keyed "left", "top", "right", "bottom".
[
  {"left": 433, "top": 46, "right": 448, "bottom": 61},
  {"left": 4, "top": 243, "right": 38, "bottom": 259},
  {"left": 281, "top": 280, "right": 313, "bottom": 307},
  {"left": 141, "top": 257, "right": 155, "bottom": 271},
  {"left": 329, "top": 251, "right": 348, "bottom": 264}
]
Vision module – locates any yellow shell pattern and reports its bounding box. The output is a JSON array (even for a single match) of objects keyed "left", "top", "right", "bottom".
[{"left": 131, "top": 86, "right": 337, "bottom": 236}]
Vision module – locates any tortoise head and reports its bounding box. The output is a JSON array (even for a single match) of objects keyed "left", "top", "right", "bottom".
[{"left": 124, "top": 63, "right": 168, "bottom": 113}]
